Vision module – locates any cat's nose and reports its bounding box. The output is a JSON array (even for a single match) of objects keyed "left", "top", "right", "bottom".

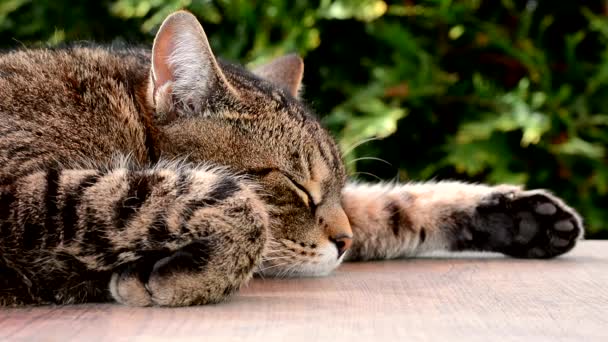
[{"left": 330, "top": 234, "right": 352, "bottom": 258}]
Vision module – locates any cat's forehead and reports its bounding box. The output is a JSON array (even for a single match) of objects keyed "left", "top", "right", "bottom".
[{"left": 217, "top": 59, "right": 346, "bottom": 185}]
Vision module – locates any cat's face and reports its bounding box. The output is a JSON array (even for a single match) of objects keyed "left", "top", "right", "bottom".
[{"left": 149, "top": 11, "right": 353, "bottom": 277}]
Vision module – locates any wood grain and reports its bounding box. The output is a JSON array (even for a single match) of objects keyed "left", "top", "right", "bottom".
[{"left": 1, "top": 241, "right": 607, "bottom": 342}]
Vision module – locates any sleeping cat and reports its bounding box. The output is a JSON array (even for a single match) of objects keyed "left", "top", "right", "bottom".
[{"left": 0, "top": 11, "right": 583, "bottom": 306}]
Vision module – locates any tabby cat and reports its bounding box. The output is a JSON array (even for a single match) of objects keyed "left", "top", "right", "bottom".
[{"left": 0, "top": 11, "right": 583, "bottom": 306}]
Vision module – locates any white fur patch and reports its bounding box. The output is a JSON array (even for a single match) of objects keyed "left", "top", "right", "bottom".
[
  {"left": 256, "top": 241, "right": 343, "bottom": 278},
  {"left": 166, "top": 27, "right": 213, "bottom": 114}
]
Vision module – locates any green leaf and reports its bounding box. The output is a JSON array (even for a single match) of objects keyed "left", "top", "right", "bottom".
[
  {"left": 319, "top": 0, "right": 387, "bottom": 22},
  {"left": 551, "top": 137, "right": 605, "bottom": 159}
]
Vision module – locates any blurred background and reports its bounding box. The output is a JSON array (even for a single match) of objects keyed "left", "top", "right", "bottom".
[{"left": 1, "top": 0, "right": 607, "bottom": 238}]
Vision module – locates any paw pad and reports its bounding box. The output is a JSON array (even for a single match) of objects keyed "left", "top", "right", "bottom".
[
  {"left": 554, "top": 220, "right": 575, "bottom": 232},
  {"left": 475, "top": 190, "right": 583, "bottom": 258},
  {"left": 535, "top": 203, "right": 557, "bottom": 215}
]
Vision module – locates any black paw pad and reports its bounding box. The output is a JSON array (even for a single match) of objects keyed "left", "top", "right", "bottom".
[{"left": 473, "top": 190, "right": 583, "bottom": 258}]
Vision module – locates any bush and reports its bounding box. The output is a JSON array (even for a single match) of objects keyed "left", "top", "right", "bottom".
[{"left": 1, "top": 0, "right": 607, "bottom": 237}]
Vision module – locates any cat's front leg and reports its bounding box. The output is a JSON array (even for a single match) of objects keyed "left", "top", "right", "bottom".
[
  {"left": 341, "top": 182, "right": 583, "bottom": 261},
  {"left": 1, "top": 163, "right": 268, "bottom": 306},
  {"left": 106, "top": 167, "right": 269, "bottom": 307},
  {"left": 109, "top": 195, "right": 268, "bottom": 307}
]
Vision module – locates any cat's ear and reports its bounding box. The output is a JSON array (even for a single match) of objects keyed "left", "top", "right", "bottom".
[
  {"left": 149, "top": 11, "right": 234, "bottom": 121},
  {"left": 252, "top": 54, "right": 304, "bottom": 97}
]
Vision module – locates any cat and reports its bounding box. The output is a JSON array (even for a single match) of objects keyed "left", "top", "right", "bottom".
[{"left": 0, "top": 11, "right": 583, "bottom": 307}]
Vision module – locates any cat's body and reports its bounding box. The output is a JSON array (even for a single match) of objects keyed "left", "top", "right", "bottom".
[{"left": 0, "top": 12, "right": 583, "bottom": 307}]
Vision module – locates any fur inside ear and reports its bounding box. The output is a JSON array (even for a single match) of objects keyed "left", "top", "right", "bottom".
[
  {"left": 149, "top": 11, "right": 232, "bottom": 121},
  {"left": 252, "top": 54, "right": 304, "bottom": 97}
]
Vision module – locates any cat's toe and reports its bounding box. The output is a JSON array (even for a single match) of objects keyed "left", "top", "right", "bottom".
[
  {"left": 109, "top": 254, "right": 189, "bottom": 306},
  {"left": 476, "top": 189, "right": 583, "bottom": 258},
  {"left": 145, "top": 256, "right": 180, "bottom": 306},
  {"left": 109, "top": 264, "right": 153, "bottom": 307},
  {"left": 145, "top": 249, "right": 221, "bottom": 307}
]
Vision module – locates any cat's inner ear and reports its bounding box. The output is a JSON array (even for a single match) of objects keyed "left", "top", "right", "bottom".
[
  {"left": 252, "top": 54, "right": 304, "bottom": 98},
  {"left": 149, "top": 11, "right": 233, "bottom": 120}
]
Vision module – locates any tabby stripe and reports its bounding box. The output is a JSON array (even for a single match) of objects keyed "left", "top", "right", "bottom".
[
  {"left": 21, "top": 173, "right": 49, "bottom": 249},
  {"left": 0, "top": 175, "right": 16, "bottom": 186},
  {"left": 316, "top": 142, "right": 332, "bottom": 169},
  {"left": 151, "top": 241, "right": 213, "bottom": 278},
  {"left": 175, "top": 172, "right": 191, "bottom": 197},
  {"left": 182, "top": 177, "right": 239, "bottom": 223},
  {"left": 318, "top": 140, "right": 341, "bottom": 176},
  {"left": 321, "top": 139, "right": 341, "bottom": 172},
  {"left": 182, "top": 198, "right": 216, "bottom": 223},
  {"left": 0, "top": 187, "right": 16, "bottom": 239},
  {"left": 208, "top": 177, "right": 239, "bottom": 202},
  {"left": 115, "top": 173, "right": 160, "bottom": 230},
  {"left": 177, "top": 173, "right": 193, "bottom": 234},
  {"left": 148, "top": 212, "right": 172, "bottom": 245},
  {"left": 82, "top": 205, "right": 116, "bottom": 267},
  {"left": 6, "top": 145, "right": 32, "bottom": 156},
  {"left": 327, "top": 141, "right": 343, "bottom": 171},
  {"left": 305, "top": 152, "right": 315, "bottom": 180},
  {"left": 385, "top": 200, "right": 414, "bottom": 237},
  {"left": 61, "top": 174, "right": 99, "bottom": 243},
  {"left": 43, "top": 169, "right": 61, "bottom": 247},
  {"left": 22, "top": 211, "right": 44, "bottom": 250},
  {"left": 419, "top": 227, "right": 427, "bottom": 244},
  {"left": 289, "top": 152, "right": 304, "bottom": 176},
  {"left": 8, "top": 150, "right": 43, "bottom": 163}
]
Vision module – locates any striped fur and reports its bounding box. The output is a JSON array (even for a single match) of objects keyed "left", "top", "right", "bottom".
[
  {"left": 0, "top": 164, "right": 267, "bottom": 306},
  {"left": 0, "top": 11, "right": 583, "bottom": 306}
]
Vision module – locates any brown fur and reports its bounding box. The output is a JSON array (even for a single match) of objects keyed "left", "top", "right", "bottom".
[{"left": 0, "top": 11, "right": 583, "bottom": 306}]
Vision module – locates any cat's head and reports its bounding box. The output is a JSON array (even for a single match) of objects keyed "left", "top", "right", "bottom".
[{"left": 148, "top": 11, "right": 352, "bottom": 277}]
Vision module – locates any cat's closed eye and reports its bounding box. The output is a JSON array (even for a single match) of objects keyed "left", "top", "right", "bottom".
[{"left": 283, "top": 173, "right": 318, "bottom": 213}]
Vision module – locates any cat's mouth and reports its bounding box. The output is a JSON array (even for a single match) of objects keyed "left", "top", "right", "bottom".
[{"left": 254, "top": 239, "right": 345, "bottom": 277}]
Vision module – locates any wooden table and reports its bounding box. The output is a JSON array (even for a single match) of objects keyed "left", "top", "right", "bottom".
[{"left": 1, "top": 241, "right": 607, "bottom": 342}]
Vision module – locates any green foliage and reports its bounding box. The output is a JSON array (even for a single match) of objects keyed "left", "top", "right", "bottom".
[{"left": 1, "top": 0, "right": 607, "bottom": 237}]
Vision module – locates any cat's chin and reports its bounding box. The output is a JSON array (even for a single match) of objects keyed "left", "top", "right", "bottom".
[{"left": 255, "top": 245, "right": 345, "bottom": 278}]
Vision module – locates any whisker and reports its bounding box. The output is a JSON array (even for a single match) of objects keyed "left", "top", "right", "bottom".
[
  {"left": 265, "top": 240, "right": 284, "bottom": 248},
  {"left": 285, "top": 261, "right": 302, "bottom": 278},
  {"left": 342, "top": 137, "right": 381, "bottom": 158},
  {"left": 275, "top": 259, "right": 297, "bottom": 278},
  {"left": 257, "top": 262, "right": 292, "bottom": 273},
  {"left": 261, "top": 256, "right": 292, "bottom": 262},
  {"left": 277, "top": 264, "right": 292, "bottom": 279},
  {"left": 347, "top": 156, "right": 393, "bottom": 167},
  {"left": 350, "top": 171, "right": 384, "bottom": 182},
  {"left": 255, "top": 269, "right": 265, "bottom": 280},
  {"left": 262, "top": 249, "right": 290, "bottom": 256}
]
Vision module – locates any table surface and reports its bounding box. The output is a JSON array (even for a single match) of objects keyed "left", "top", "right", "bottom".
[{"left": 1, "top": 241, "right": 607, "bottom": 342}]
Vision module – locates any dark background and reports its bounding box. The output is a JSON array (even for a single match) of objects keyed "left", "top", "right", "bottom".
[{"left": 1, "top": 0, "right": 607, "bottom": 238}]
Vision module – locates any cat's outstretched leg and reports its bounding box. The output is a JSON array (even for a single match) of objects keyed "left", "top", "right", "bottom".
[
  {"left": 0, "top": 163, "right": 268, "bottom": 306},
  {"left": 341, "top": 181, "right": 583, "bottom": 261}
]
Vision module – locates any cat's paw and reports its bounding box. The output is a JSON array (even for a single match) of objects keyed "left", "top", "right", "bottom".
[
  {"left": 471, "top": 189, "right": 583, "bottom": 258},
  {"left": 109, "top": 261, "right": 154, "bottom": 307},
  {"left": 108, "top": 250, "right": 190, "bottom": 307},
  {"left": 109, "top": 253, "right": 198, "bottom": 307},
  {"left": 109, "top": 242, "right": 241, "bottom": 307},
  {"left": 109, "top": 255, "right": 194, "bottom": 307}
]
